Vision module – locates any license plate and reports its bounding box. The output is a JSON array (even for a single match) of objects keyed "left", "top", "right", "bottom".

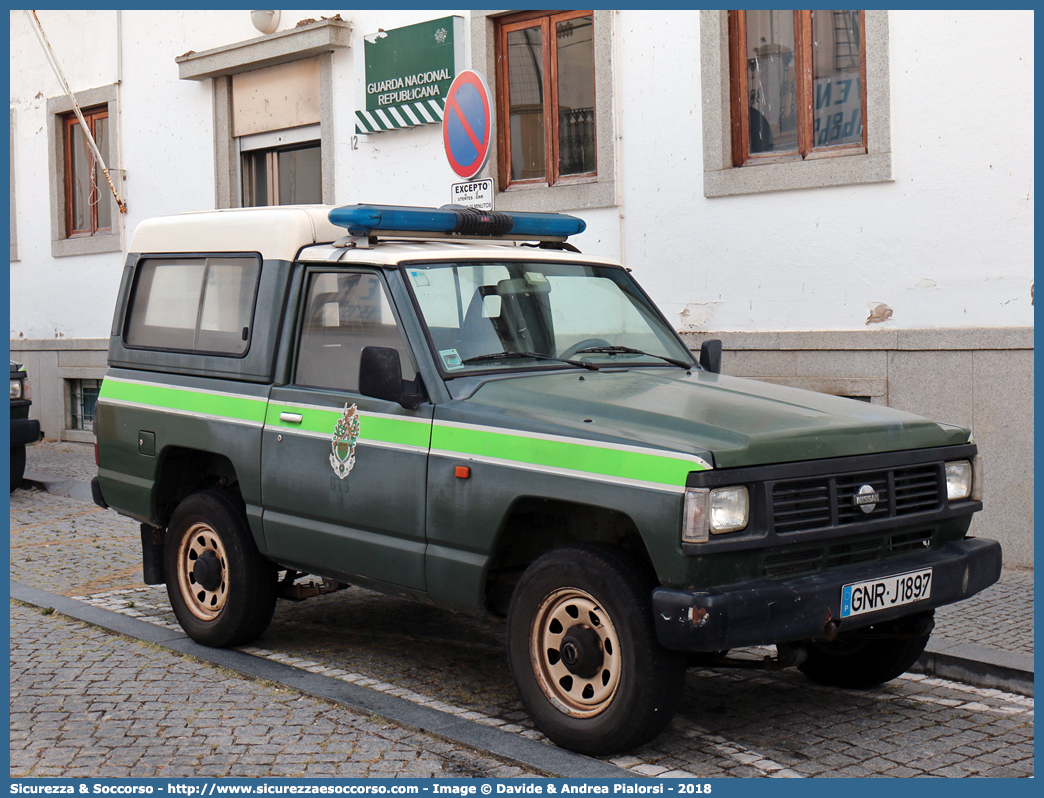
[{"left": 840, "top": 568, "right": 933, "bottom": 618}]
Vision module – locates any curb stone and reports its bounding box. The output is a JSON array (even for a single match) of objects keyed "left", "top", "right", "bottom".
[{"left": 913, "top": 640, "right": 1033, "bottom": 697}]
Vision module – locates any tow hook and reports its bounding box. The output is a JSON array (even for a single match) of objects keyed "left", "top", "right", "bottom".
[{"left": 814, "top": 619, "right": 839, "bottom": 642}]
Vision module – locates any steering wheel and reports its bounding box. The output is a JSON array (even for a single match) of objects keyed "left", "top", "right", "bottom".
[{"left": 559, "top": 338, "right": 612, "bottom": 360}]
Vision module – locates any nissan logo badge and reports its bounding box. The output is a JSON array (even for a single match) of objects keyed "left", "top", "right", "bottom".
[{"left": 853, "top": 484, "right": 879, "bottom": 514}]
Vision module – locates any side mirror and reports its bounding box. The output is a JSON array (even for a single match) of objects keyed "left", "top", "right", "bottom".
[
  {"left": 699, "top": 339, "right": 722, "bottom": 374},
  {"left": 359, "top": 346, "right": 426, "bottom": 410}
]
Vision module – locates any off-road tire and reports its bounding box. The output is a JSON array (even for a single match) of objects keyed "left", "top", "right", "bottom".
[
  {"left": 165, "top": 489, "right": 277, "bottom": 647},
  {"left": 10, "top": 445, "right": 26, "bottom": 492},
  {"left": 507, "top": 544, "right": 686, "bottom": 756},
  {"left": 798, "top": 618, "right": 932, "bottom": 688}
]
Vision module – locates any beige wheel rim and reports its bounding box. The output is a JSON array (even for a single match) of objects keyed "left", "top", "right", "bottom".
[
  {"left": 529, "top": 587, "right": 622, "bottom": 718},
  {"left": 176, "top": 522, "right": 229, "bottom": 621}
]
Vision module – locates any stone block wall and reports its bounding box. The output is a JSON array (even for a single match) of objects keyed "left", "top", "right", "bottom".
[{"left": 10, "top": 338, "right": 108, "bottom": 444}]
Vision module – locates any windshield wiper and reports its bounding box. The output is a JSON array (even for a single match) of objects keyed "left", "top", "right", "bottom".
[
  {"left": 462, "top": 351, "right": 600, "bottom": 371},
  {"left": 573, "top": 345, "right": 692, "bottom": 369}
]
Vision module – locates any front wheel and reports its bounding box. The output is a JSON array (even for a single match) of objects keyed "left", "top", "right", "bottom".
[
  {"left": 165, "top": 489, "right": 277, "bottom": 647},
  {"left": 798, "top": 612, "right": 933, "bottom": 688},
  {"left": 507, "top": 545, "right": 686, "bottom": 756}
]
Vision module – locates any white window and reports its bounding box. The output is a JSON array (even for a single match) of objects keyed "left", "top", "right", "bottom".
[
  {"left": 176, "top": 19, "right": 350, "bottom": 208},
  {"left": 471, "top": 10, "right": 617, "bottom": 213},
  {"left": 700, "top": 10, "right": 892, "bottom": 197},
  {"left": 46, "top": 84, "right": 122, "bottom": 256}
]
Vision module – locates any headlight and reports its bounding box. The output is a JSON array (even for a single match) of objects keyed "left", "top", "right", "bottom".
[
  {"left": 945, "top": 460, "right": 973, "bottom": 500},
  {"left": 683, "top": 485, "right": 749, "bottom": 543},
  {"left": 10, "top": 379, "right": 22, "bottom": 400},
  {"left": 710, "top": 486, "right": 749, "bottom": 533}
]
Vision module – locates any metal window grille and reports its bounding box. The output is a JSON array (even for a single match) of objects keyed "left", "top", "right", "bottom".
[
  {"left": 70, "top": 379, "right": 100, "bottom": 432},
  {"left": 558, "top": 107, "right": 595, "bottom": 174}
]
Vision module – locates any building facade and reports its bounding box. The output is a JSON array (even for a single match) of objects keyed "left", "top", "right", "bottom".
[{"left": 9, "top": 10, "right": 1034, "bottom": 564}]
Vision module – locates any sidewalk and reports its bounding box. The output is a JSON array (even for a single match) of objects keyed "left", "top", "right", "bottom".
[
  {"left": 19, "top": 440, "right": 1035, "bottom": 697},
  {"left": 10, "top": 602, "right": 535, "bottom": 778}
]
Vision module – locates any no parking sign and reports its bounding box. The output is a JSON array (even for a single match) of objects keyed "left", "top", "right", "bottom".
[{"left": 443, "top": 70, "right": 492, "bottom": 180}]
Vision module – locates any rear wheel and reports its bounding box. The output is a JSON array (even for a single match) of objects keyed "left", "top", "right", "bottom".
[
  {"left": 10, "top": 445, "right": 26, "bottom": 492},
  {"left": 165, "top": 489, "right": 277, "bottom": 647},
  {"left": 507, "top": 544, "right": 686, "bottom": 755},
  {"left": 798, "top": 612, "right": 933, "bottom": 688}
]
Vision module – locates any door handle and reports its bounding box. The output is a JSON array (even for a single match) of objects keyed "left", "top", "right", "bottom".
[{"left": 279, "top": 412, "right": 303, "bottom": 423}]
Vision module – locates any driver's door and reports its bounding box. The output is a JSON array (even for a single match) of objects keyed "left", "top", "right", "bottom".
[{"left": 261, "top": 268, "right": 432, "bottom": 591}]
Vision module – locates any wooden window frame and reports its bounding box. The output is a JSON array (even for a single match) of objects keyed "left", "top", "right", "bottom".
[
  {"left": 729, "top": 10, "right": 868, "bottom": 168},
  {"left": 62, "top": 106, "right": 111, "bottom": 237},
  {"left": 495, "top": 9, "right": 597, "bottom": 190}
]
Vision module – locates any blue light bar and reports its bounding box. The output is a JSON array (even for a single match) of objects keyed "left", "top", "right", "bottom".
[{"left": 328, "top": 204, "right": 586, "bottom": 240}]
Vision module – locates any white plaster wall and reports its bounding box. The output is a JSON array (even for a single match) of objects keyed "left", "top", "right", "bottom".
[
  {"left": 10, "top": 10, "right": 120, "bottom": 341},
  {"left": 613, "top": 9, "right": 1034, "bottom": 333},
  {"left": 10, "top": 9, "right": 273, "bottom": 341},
  {"left": 10, "top": 9, "right": 1034, "bottom": 340}
]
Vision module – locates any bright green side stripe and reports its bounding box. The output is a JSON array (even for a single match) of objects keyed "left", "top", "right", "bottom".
[
  {"left": 100, "top": 380, "right": 268, "bottom": 423},
  {"left": 432, "top": 424, "right": 704, "bottom": 487},
  {"left": 267, "top": 404, "right": 431, "bottom": 449}
]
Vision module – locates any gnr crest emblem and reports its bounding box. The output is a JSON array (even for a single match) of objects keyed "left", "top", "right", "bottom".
[{"left": 330, "top": 403, "right": 361, "bottom": 479}]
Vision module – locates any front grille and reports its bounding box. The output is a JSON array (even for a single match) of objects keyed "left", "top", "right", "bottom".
[
  {"left": 763, "top": 530, "right": 934, "bottom": 578},
  {"left": 894, "top": 465, "right": 944, "bottom": 514},
  {"left": 772, "top": 464, "right": 943, "bottom": 534},
  {"left": 773, "top": 480, "right": 831, "bottom": 533}
]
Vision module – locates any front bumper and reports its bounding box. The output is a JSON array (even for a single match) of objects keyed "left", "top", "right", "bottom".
[
  {"left": 10, "top": 417, "right": 40, "bottom": 447},
  {"left": 652, "top": 537, "right": 1001, "bottom": 652}
]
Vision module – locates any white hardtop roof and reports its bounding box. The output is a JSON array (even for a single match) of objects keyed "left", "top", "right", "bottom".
[
  {"left": 127, "top": 205, "right": 620, "bottom": 267},
  {"left": 129, "top": 205, "right": 345, "bottom": 261}
]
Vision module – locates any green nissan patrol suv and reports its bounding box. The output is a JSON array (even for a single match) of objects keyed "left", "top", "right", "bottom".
[{"left": 93, "top": 204, "right": 999, "bottom": 755}]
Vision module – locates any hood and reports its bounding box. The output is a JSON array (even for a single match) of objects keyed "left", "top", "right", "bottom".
[{"left": 459, "top": 368, "right": 969, "bottom": 469}]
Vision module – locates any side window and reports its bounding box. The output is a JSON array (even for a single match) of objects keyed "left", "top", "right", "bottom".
[
  {"left": 46, "top": 84, "right": 122, "bottom": 256},
  {"left": 64, "top": 106, "right": 112, "bottom": 236},
  {"left": 729, "top": 10, "right": 866, "bottom": 166},
  {"left": 701, "top": 10, "right": 890, "bottom": 197},
  {"left": 242, "top": 140, "right": 322, "bottom": 206},
  {"left": 124, "top": 256, "right": 260, "bottom": 355},
  {"left": 295, "top": 272, "right": 414, "bottom": 392},
  {"left": 495, "top": 11, "right": 596, "bottom": 188}
]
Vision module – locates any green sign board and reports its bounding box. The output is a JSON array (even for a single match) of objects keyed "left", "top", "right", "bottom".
[{"left": 356, "top": 16, "right": 464, "bottom": 134}]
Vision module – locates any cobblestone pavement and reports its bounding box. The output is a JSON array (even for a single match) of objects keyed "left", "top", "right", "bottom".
[
  {"left": 934, "top": 567, "right": 1033, "bottom": 656},
  {"left": 10, "top": 485, "right": 1035, "bottom": 778},
  {"left": 10, "top": 603, "right": 536, "bottom": 779},
  {"left": 24, "top": 439, "right": 99, "bottom": 483}
]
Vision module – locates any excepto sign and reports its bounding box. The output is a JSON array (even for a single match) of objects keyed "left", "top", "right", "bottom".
[
  {"left": 443, "top": 70, "right": 493, "bottom": 180},
  {"left": 355, "top": 16, "right": 464, "bottom": 134},
  {"left": 450, "top": 179, "right": 494, "bottom": 211}
]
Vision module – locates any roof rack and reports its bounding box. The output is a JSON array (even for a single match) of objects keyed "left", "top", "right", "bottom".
[{"left": 328, "top": 204, "right": 586, "bottom": 248}]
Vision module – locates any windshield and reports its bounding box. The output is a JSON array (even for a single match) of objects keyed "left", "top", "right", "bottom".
[{"left": 405, "top": 261, "right": 694, "bottom": 374}]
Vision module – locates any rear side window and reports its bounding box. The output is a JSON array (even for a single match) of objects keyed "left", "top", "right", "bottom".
[{"left": 124, "top": 256, "right": 261, "bottom": 355}]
